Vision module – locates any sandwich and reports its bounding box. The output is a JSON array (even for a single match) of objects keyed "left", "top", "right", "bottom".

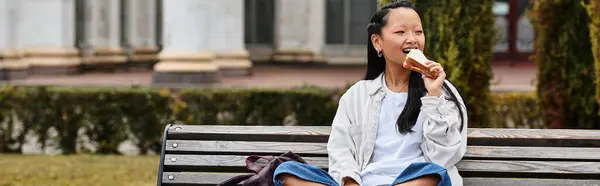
[{"left": 403, "top": 49, "right": 438, "bottom": 79}]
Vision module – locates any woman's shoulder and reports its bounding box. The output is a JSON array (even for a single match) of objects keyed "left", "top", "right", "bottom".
[{"left": 339, "top": 79, "right": 374, "bottom": 102}]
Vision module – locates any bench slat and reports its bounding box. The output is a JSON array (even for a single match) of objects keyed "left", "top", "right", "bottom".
[
  {"left": 164, "top": 154, "right": 328, "bottom": 169},
  {"left": 161, "top": 172, "right": 600, "bottom": 185},
  {"left": 463, "top": 178, "right": 600, "bottom": 186},
  {"left": 467, "top": 128, "right": 600, "bottom": 147},
  {"left": 457, "top": 160, "right": 600, "bottom": 175},
  {"left": 167, "top": 125, "right": 330, "bottom": 142},
  {"left": 167, "top": 125, "right": 600, "bottom": 147},
  {"left": 165, "top": 140, "right": 600, "bottom": 161},
  {"left": 465, "top": 146, "right": 600, "bottom": 161},
  {"left": 165, "top": 140, "right": 327, "bottom": 155},
  {"left": 163, "top": 155, "right": 600, "bottom": 176}
]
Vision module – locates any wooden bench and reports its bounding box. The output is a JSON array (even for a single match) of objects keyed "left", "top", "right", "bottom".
[{"left": 157, "top": 124, "right": 600, "bottom": 186}]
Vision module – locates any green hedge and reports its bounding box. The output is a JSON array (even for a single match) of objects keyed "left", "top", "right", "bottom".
[
  {"left": 0, "top": 86, "right": 177, "bottom": 155},
  {"left": 532, "top": 0, "right": 600, "bottom": 129},
  {"left": 490, "top": 92, "right": 542, "bottom": 128},
  {"left": 0, "top": 85, "right": 539, "bottom": 155},
  {"left": 585, "top": 0, "right": 600, "bottom": 114},
  {"left": 377, "top": 0, "right": 497, "bottom": 128}
]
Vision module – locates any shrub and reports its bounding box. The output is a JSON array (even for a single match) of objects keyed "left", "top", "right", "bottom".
[
  {"left": 490, "top": 92, "right": 542, "bottom": 128},
  {"left": 0, "top": 85, "right": 541, "bottom": 154},
  {"left": 584, "top": 0, "right": 600, "bottom": 115},
  {"left": 175, "top": 87, "right": 338, "bottom": 126},
  {"left": 532, "top": 0, "right": 599, "bottom": 129}
]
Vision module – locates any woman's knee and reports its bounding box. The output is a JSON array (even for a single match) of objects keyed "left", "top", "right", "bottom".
[
  {"left": 274, "top": 162, "right": 329, "bottom": 186},
  {"left": 275, "top": 161, "right": 303, "bottom": 174},
  {"left": 394, "top": 174, "right": 440, "bottom": 186},
  {"left": 276, "top": 173, "right": 326, "bottom": 186}
]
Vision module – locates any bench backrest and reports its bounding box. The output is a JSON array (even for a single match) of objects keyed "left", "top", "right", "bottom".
[{"left": 157, "top": 124, "right": 600, "bottom": 186}]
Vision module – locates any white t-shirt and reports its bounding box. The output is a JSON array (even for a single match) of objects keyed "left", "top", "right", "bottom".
[{"left": 359, "top": 77, "right": 426, "bottom": 186}]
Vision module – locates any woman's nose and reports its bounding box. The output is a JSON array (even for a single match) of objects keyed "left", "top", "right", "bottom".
[{"left": 405, "top": 35, "right": 416, "bottom": 44}]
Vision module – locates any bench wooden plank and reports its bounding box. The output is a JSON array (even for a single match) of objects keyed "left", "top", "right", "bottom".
[
  {"left": 163, "top": 155, "right": 600, "bottom": 176},
  {"left": 167, "top": 125, "right": 330, "bottom": 142},
  {"left": 465, "top": 146, "right": 600, "bottom": 161},
  {"left": 164, "top": 154, "right": 328, "bottom": 169},
  {"left": 467, "top": 128, "right": 600, "bottom": 147},
  {"left": 167, "top": 124, "right": 600, "bottom": 147},
  {"left": 162, "top": 172, "right": 237, "bottom": 185},
  {"left": 457, "top": 160, "right": 600, "bottom": 175},
  {"left": 164, "top": 140, "right": 600, "bottom": 161},
  {"left": 463, "top": 178, "right": 600, "bottom": 186},
  {"left": 162, "top": 172, "right": 600, "bottom": 185},
  {"left": 164, "top": 140, "right": 327, "bottom": 155}
]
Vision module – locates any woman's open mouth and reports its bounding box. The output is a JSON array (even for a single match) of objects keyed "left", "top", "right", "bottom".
[{"left": 402, "top": 47, "right": 418, "bottom": 54}]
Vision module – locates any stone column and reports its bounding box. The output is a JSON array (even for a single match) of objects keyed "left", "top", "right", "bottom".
[
  {"left": 0, "top": 0, "right": 27, "bottom": 80},
  {"left": 17, "top": 0, "right": 80, "bottom": 75},
  {"left": 272, "top": 0, "right": 326, "bottom": 63},
  {"left": 82, "top": 0, "right": 126, "bottom": 71},
  {"left": 152, "top": 0, "right": 219, "bottom": 84},
  {"left": 209, "top": 1, "right": 252, "bottom": 76},
  {"left": 124, "top": 0, "right": 159, "bottom": 70}
]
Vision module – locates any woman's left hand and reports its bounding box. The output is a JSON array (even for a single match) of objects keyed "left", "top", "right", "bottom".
[{"left": 422, "top": 60, "right": 446, "bottom": 97}]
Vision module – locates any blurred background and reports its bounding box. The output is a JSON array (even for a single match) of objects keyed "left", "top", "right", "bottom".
[{"left": 0, "top": 0, "right": 598, "bottom": 185}]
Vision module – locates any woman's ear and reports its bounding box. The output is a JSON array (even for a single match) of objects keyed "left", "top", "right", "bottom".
[{"left": 371, "top": 34, "right": 382, "bottom": 53}]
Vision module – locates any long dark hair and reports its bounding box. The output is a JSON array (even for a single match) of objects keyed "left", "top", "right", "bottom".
[{"left": 364, "top": 0, "right": 466, "bottom": 134}]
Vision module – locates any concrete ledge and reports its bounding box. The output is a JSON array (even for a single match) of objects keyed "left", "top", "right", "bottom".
[
  {"left": 130, "top": 47, "right": 159, "bottom": 63},
  {"left": 0, "top": 61, "right": 29, "bottom": 80},
  {"left": 152, "top": 71, "right": 220, "bottom": 84},
  {"left": 132, "top": 47, "right": 159, "bottom": 54},
  {"left": 152, "top": 51, "right": 220, "bottom": 84},
  {"left": 83, "top": 48, "right": 127, "bottom": 65},
  {"left": 24, "top": 48, "right": 78, "bottom": 58},
  {"left": 1, "top": 50, "right": 25, "bottom": 59},
  {"left": 26, "top": 58, "right": 81, "bottom": 67},
  {"left": 215, "top": 50, "right": 252, "bottom": 76},
  {"left": 215, "top": 50, "right": 249, "bottom": 59},
  {"left": 22, "top": 48, "right": 81, "bottom": 75},
  {"left": 1, "top": 51, "right": 27, "bottom": 80},
  {"left": 325, "top": 57, "right": 367, "bottom": 65},
  {"left": 153, "top": 61, "right": 219, "bottom": 72},
  {"left": 82, "top": 56, "right": 128, "bottom": 64},
  {"left": 271, "top": 49, "right": 328, "bottom": 64},
  {"left": 130, "top": 55, "right": 159, "bottom": 62},
  {"left": 3, "top": 68, "right": 29, "bottom": 80},
  {"left": 29, "top": 66, "right": 79, "bottom": 76},
  {"left": 216, "top": 59, "right": 253, "bottom": 76},
  {"left": 159, "top": 52, "right": 215, "bottom": 62},
  {"left": 2, "top": 60, "right": 29, "bottom": 69},
  {"left": 274, "top": 48, "right": 314, "bottom": 56},
  {"left": 271, "top": 54, "right": 327, "bottom": 64}
]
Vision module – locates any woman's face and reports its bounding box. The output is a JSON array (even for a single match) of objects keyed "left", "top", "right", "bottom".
[{"left": 372, "top": 8, "right": 425, "bottom": 66}]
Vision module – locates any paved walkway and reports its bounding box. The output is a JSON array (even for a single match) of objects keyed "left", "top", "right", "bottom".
[{"left": 6, "top": 63, "right": 536, "bottom": 92}]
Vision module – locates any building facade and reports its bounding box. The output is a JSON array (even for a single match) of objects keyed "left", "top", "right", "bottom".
[{"left": 0, "top": 0, "right": 534, "bottom": 83}]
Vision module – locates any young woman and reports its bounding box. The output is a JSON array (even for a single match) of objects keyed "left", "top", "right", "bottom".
[{"left": 273, "top": 1, "right": 468, "bottom": 186}]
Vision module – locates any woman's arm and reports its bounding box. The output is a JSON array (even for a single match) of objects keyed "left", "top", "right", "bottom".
[
  {"left": 420, "top": 81, "right": 468, "bottom": 168},
  {"left": 327, "top": 94, "right": 362, "bottom": 186}
]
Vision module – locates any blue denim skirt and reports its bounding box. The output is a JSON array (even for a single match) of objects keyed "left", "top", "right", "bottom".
[{"left": 273, "top": 161, "right": 451, "bottom": 186}]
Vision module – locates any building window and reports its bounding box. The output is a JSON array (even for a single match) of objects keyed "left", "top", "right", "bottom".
[
  {"left": 326, "top": 0, "right": 378, "bottom": 45},
  {"left": 516, "top": 0, "right": 534, "bottom": 53},
  {"left": 493, "top": 0, "right": 510, "bottom": 53},
  {"left": 75, "top": 0, "right": 87, "bottom": 53},
  {"left": 244, "top": 0, "right": 275, "bottom": 45}
]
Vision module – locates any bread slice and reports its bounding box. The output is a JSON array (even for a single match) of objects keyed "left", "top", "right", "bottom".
[{"left": 404, "top": 49, "right": 438, "bottom": 79}]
